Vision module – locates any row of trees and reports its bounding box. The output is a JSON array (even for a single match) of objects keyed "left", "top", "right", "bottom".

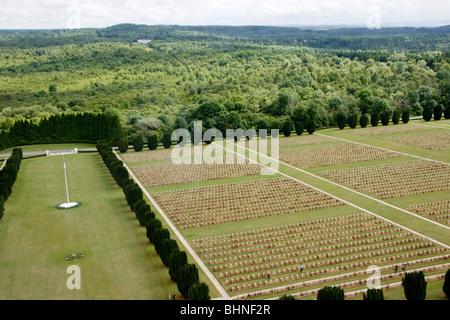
[
  {"left": 97, "top": 141, "right": 210, "bottom": 300},
  {"left": 333, "top": 108, "right": 412, "bottom": 131},
  {"left": 422, "top": 101, "right": 450, "bottom": 121},
  {"left": 280, "top": 269, "right": 450, "bottom": 300},
  {"left": 0, "top": 148, "right": 23, "bottom": 220},
  {"left": 127, "top": 86, "right": 448, "bottom": 145},
  {"left": 121, "top": 130, "right": 172, "bottom": 153},
  {"left": 0, "top": 113, "right": 124, "bottom": 151}
]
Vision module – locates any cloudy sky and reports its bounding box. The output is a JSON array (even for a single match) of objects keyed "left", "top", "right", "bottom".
[{"left": 0, "top": 0, "right": 449, "bottom": 29}]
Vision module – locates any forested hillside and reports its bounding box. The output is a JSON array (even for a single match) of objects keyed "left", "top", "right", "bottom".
[{"left": 0, "top": 24, "right": 449, "bottom": 146}]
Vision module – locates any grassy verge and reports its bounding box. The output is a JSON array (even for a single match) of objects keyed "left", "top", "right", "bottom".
[{"left": 0, "top": 152, "right": 180, "bottom": 299}]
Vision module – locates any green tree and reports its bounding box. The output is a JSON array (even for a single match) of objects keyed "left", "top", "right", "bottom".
[
  {"left": 132, "top": 199, "right": 151, "bottom": 226},
  {"left": 363, "top": 288, "right": 384, "bottom": 300},
  {"left": 133, "top": 134, "right": 144, "bottom": 152},
  {"left": 169, "top": 250, "right": 188, "bottom": 282},
  {"left": 194, "top": 99, "right": 226, "bottom": 121},
  {"left": 294, "top": 121, "right": 304, "bottom": 135},
  {"left": 160, "top": 239, "right": 180, "bottom": 267},
  {"left": 392, "top": 109, "right": 401, "bottom": 125},
  {"left": 146, "top": 218, "right": 162, "bottom": 243},
  {"left": 348, "top": 113, "right": 358, "bottom": 129},
  {"left": 292, "top": 104, "right": 307, "bottom": 123},
  {"left": 370, "top": 113, "right": 379, "bottom": 127},
  {"left": 153, "top": 228, "right": 170, "bottom": 255},
  {"left": 444, "top": 107, "right": 450, "bottom": 119},
  {"left": 174, "top": 116, "right": 189, "bottom": 130},
  {"left": 257, "top": 118, "right": 270, "bottom": 138},
  {"left": 434, "top": 104, "right": 443, "bottom": 120},
  {"left": 402, "top": 271, "right": 427, "bottom": 300},
  {"left": 162, "top": 130, "right": 172, "bottom": 149},
  {"left": 360, "top": 114, "right": 369, "bottom": 128},
  {"left": 0, "top": 195, "right": 4, "bottom": 220},
  {"left": 112, "top": 164, "right": 129, "bottom": 188},
  {"left": 279, "top": 294, "right": 296, "bottom": 300},
  {"left": 336, "top": 109, "right": 347, "bottom": 130},
  {"left": 188, "top": 282, "right": 211, "bottom": 300},
  {"left": 380, "top": 110, "right": 390, "bottom": 126},
  {"left": 418, "top": 85, "right": 432, "bottom": 102},
  {"left": 228, "top": 111, "right": 244, "bottom": 129},
  {"left": 147, "top": 132, "right": 158, "bottom": 150},
  {"left": 328, "top": 96, "right": 343, "bottom": 111},
  {"left": 402, "top": 109, "right": 410, "bottom": 123},
  {"left": 123, "top": 183, "right": 143, "bottom": 208},
  {"left": 370, "top": 97, "right": 392, "bottom": 116},
  {"left": 422, "top": 107, "right": 433, "bottom": 121},
  {"left": 356, "top": 88, "right": 374, "bottom": 114},
  {"left": 306, "top": 120, "right": 316, "bottom": 134},
  {"left": 49, "top": 84, "right": 57, "bottom": 93},
  {"left": 411, "top": 102, "right": 423, "bottom": 116},
  {"left": 117, "top": 138, "right": 129, "bottom": 153},
  {"left": 443, "top": 269, "right": 450, "bottom": 299},
  {"left": 272, "top": 89, "right": 297, "bottom": 116},
  {"left": 282, "top": 119, "right": 293, "bottom": 136},
  {"left": 139, "top": 210, "right": 155, "bottom": 229},
  {"left": 0, "top": 182, "right": 9, "bottom": 201},
  {"left": 177, "top": 263, "right": 200, "bottom": 298},
  {"left": 317, "top": 286, "right": 345, "bottom": 300}
]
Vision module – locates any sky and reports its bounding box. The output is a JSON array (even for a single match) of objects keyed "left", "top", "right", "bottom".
[{"left": 0, "top": 0, "right": 449, "bottom": 30}]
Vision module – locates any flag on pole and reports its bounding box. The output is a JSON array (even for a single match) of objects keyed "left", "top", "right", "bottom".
[{"left": 63, "top": 155, "right": 70, "bottom": 205}]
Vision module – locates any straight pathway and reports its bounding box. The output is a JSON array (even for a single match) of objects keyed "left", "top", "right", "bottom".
[{"left": 0, "top": 148, "right": 98, "bottom": 158}]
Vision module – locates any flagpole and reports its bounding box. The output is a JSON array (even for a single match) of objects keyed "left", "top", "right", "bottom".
[{"left": 63, "top": 155, "right": 70, "bottom": 205}]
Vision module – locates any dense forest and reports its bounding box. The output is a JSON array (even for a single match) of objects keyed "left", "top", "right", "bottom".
[{"left": 0, "top": 24, "right": 449, "bottom": 146}]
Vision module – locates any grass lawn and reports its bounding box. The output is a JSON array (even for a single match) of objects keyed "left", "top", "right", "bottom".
[
  {"left": 345, "top": 278, "right": 448, "bottom": 300},
  {"left": 0, "top": 151, "right": 180, "bottom": 300},
  {"left": 382, "top": 278, "right": 448, "bottom": 300}
]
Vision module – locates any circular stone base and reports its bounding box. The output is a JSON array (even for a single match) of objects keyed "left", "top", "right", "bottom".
[{"left": 56, "top": 202, "right": 81, "bottom": 209}]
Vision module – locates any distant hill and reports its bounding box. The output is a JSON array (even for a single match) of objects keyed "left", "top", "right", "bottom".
[
  {"left": 97, "top": 23, "right": 450, "bottom": 39},
  {"left": 1, "top": 23, "right": 449, "bottom": 51},
  {"left": 95, "top": 23, "right": 450, "bottom": 51}
]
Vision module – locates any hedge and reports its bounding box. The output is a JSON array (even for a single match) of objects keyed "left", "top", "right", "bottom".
[
  {"left": 0, "top": 148, "right": 23, "bottom": 204},
  {"left": 97, "top": 145, "right": 209, "bottom": 299}
]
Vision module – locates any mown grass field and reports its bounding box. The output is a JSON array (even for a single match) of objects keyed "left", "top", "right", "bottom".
[{"left": 0, "top": 150, "right": 181, "bottom": 299}]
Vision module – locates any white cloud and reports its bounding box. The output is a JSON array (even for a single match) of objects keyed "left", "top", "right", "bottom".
[{"left": 0, "top": 0, "right": 448, "bottom": 29}]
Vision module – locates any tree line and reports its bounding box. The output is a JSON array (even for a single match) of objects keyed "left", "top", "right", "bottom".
[
  {"left": 97, "top": 141, "right": 210, "bottom": 300},
  {"left": 0, "top": 148, "right": 23, "bottom": 220},
  {"left": 0, "top": 112, "right": 123, "bottom": 151}
]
